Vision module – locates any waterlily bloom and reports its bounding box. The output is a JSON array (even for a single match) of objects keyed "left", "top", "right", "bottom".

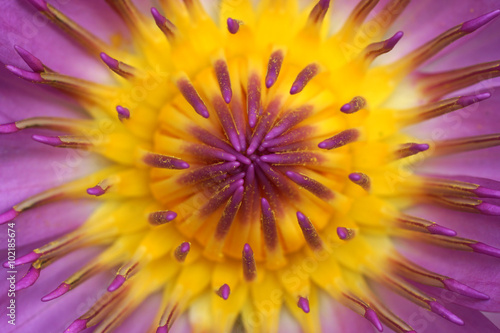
[{"left": 1, "top": 0, "right": 500, "bottom": 332}]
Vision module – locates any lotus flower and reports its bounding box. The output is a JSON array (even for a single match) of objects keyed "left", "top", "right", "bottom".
[{"left": 1, "top": 0, "right": 500, "bottom": 332}]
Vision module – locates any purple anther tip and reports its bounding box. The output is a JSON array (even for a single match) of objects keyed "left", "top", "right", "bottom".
[
  {"left": 290, "top": 85, "right": 301, "bottom": 95},
  {"left": 286, "top": 171, "right": 304, "bottom": 183},
  {"left": 149, "top": 210, "right": 177, "bottom": 225},
  {"left": 385, "top": 31, "right": 404, "bottom": 49},
  {"left": 32, "top": 134, "right": 62, "bottom": 147},
  {"left": 65, "top": 319, "right": 88, "bottom": 333},
  {"left": 227, "top": 18, "right": 240, "bottom": 34},
  {"left": 13, "top": 251, "right": 42, "bottom": 267},
  {"left": 107, "top": 275, "right": 125, "bottom": 292},
  {"left": 151, "top": 7, "right": 167, "bottom": 25},
  {"left": 87, "top": 185, "right": 106, "bottom": 196},
  {"left": 457, "top": 92, "right": 491, "bottom": 107},
  {"left": 180, "top": 242, "right": 190, "bottom": 253},
  {"left": 337, "top": 227, "right": 348, "bottom": 240},
  {"left": 243, "top": 243, "right": 252, "bottom": 254},
  {"left": 0, "top": 122, "right": 19, "bottom": 134},
  {"left": 428, "top": 301, "right": 464, "bottom": 326},
  {"left": 6, "top": 65, "right": 43, "bottom": 82},
  {"left": 296, "top": 211, "right": 307, "bottom": 224},
  {"left": 26, "top": 0, "right": 49, "bottom": 11},
  {"left": 156, "top": 326, "right": 168, "bottom": 333},
  {"left": 443, "top": 278, "right": 490, "bottom": 300},
  {"left": 14, "top": 45, "right": 44, "bottom": 73},
  {"left": 265, "top": 78, "right": 275, "bottom": 89},
  {"left": 175, "top": 241, "right": 190, "bottom": 262},
  {"left": 427, "top": 224, "right": 457, "bottom": 237},
  {"left": 0, "top": 208, "right": 19, "bottom": 225},
  {"left": 340, "top": 103, "right": 352, "bottom": 113},
  {"left": 364, "top": 309, "right": 383, "bottom": 332},
  {"left": 348, "top": 173, "right": 362, "bottom": 182},
  {"left": 100, "top": 52, "right": 119, "bottom": 70},
  {"left": 476, "top": 202, "right": 500, "bottom": 216},
  {"left": 470, "top": 242, "right": 500, "bottom": 258},
  {"left": 166, "top": 211, "right": 178, "bottom": 221},
  {"left": 414, "top": 143, "right": 430, "bottom": 152},
  {"left": 217, "top": 284, "right": 231, "bottom": 300},
  {"left": 475, "top": 186, "right": 500, "bottom": 199},
  {"left": 42, "top": 283, "right": 71, "bottom": 302},
  {"left": 297, "top": 297, "right": 310, "bottom": 313},
  {"left": 172, "top": 159, "right": 190, "bottom": 170},
  {"left": 16, "top": 266, "right": 41, "bottom": 291},
  {"left": 461, "top": 10, "right": 500, "bottom": 33},
  {"left": 116, "top": 105, "right": 130, "bottom": 120}
]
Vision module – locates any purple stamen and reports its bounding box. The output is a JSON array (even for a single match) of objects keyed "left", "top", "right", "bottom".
[
  {"left": 187, "top": 143, "right": 237, "bottom": 162},
  {"left": 457, "top": 92, "right": 491, "bottom": 107},
  {"left": 6, "top": 65, "right": 43, "bottom": 82},
  {"left": 181, "top": 161, "right": 241, "bottom": 185},
  {"left": 263, "top": 126, "right": 313, "bottom": 150},
  {"left": 156, "top": 326, "right": 168, "bottom": 333},
  {"left": 100, "top": 52, "right": 119, "bottom": 71},
  {"left": 395, "top": 143, "right": 429, "bottom": 159},
  {"left": 87, "top": 185, "right": 108, "bottom": 196},
  {"left": 191, "top": 127, "right": 251, "bottom": 164},
  {"left": 107, "top": 275, "right": 126, "bottom": 292},
  {"left": 475, "top": 185, "right": 500, "bottom": 199},
  {"left": 41, "top": 282, "right": 71, "bottom": 302},
  {"left": 460, "top": 10, "right": 500, "bottom": 33},
  {"left": 364, "top": 308, "right": 383, "bottom": 332},
  {"left": 265, "top": 106, "right": 312, "bottom": 140},
  {"left": 476, "top": 202, "right": 500, "bottom": 216},
  {"left": 261, "top": 198, "right": 278, "bottom": 250},
  {"left": 201, "top": 179, "right": 244, "bottom": 216},
  {"left": 290, "top": 64, "right": 319, "bottom": 95},
  {"left": 65, "top": 319, "right": 88, "bottom": 333},
  {"left": 242, "top": 243, "right": 257, "bottom": 282},
  {"left": 215, "top": 187, "right": 244, "bottom": 240},
  {"left": 349, "top": 172, "right": 371, "bottom": 191},
  {"left": 143, "top": 152, "right": 190, "bottom": 169},
  {"left": 318, "top": 128, "right": 360, "bottom": 150},
  {"left": 227, "top": 18, "right": 240, "bottom": 34},
  {"left": 32, "top": 134, "right": 63, "bottom": 147},
  {"left": 217, "top": 284, "right": 231, "bottom": 300},
  {"left": 297, "top": 297, "right": 310, "bottom": 313},
  {"left": 14, "top": 45, "right": 45, "bottom": 72},
  {"left": 247, "top": 98, "right": 282, "bottom": 155},
  {"left": 308, "top": 0, "right": 330, "bottom": 24},
  {"left": 426, "top": 224, "right": 457, "bottom": 237},
  {"left": 265, "top": 50, "right": 284, "bottom": 88},
  {"left": 174, "top": 242, "right": 191, "bottom": 263},
  {"left": 16, "top": 266, "right": 41, "bottom": 291},
  {"left": 0, "top": 208, "right": 19, "bottom": 225},
  {"left": 214, "top": 59, "right": 233, "bottom": 103},
  {"left": 148, "top": 211, "right": 178, "bottom": 225},
  {"left": 213, "top": 96, "right": 242, "bottom": 151},
  {"left": 469, "top": 242, "right": 500, "bottom": 258},
  {"left": 247, "top": 73, "right": 261, "bottom": 128},
  {"left": 340, "top": 96, "right": 366, "bottom": 114},
  {"left": 116, "top": 105, "right": 130, "bottom": 121},
  {"left": 26, "top": 0, "right": 49, "bottom": 12},
  {"left": 260, "top": 151, "right": 320, "bottom": 165},
  {"left": 151, "top": 7, "right": 177, "bottom": 42},
  {"left": 296, "top": 211, "right": 323, "bottom": 250},
  {"left": 427, "top": 301, "right": 464, "bottom": 326},
  {"left": 177, "top": 78, "right": 210, "bottom": 118},
  {"left": 0, "top": 122, "right": 19, "bottom": 134},
  {"left": 443, "top": 279, "right": 489, "bottom": 300},
  {"left": 287, "top": 171, "right": 335, "bottom": 201},
  {"left": 3, "top": 251, "right": 41, "bottom": 268}
]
